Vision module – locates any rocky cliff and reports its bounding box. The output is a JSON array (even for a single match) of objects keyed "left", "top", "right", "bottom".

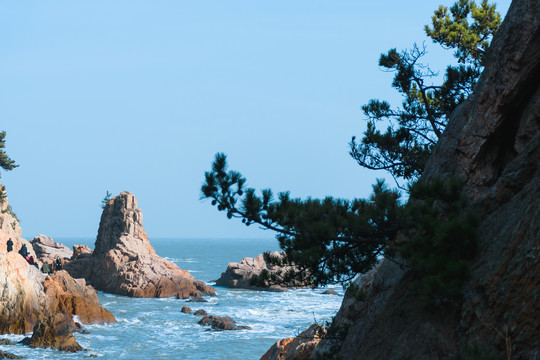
[
  {"left": 262, "top": 0, "right": 540, "bottom": 358},
  {"left": 0, "top": 188, "right": 115, "bottom": 352},
  {"left": 66, "top": 192, "right": 216, "bottom": 298}
]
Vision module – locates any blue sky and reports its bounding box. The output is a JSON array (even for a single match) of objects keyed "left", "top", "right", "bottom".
[{"left": 1, "top": 1, "right": 512, "bottom": 240}]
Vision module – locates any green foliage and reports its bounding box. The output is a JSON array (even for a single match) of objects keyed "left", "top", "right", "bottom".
[
  {"left": 350, "top": 0, "right": 500, "bottom": 186},
  {"left": 426, "top": 0, "right": 501, "bottom": 66},
  {"left": 400, "top": 178, "right": 479, "bottom": 306},
  {"left": 101, "top": 191, "right": 113, "bottom": 209},
  {"left": 202, "top": 153, "right": 402, "bottom": 286},
  {"left": 0, "top": 131, "right": 18, "bottom": 178},
  {"left": 0, "top": 185, "right": 6, "bottom": 204}
]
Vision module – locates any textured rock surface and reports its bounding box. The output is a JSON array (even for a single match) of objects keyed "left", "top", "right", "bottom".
[
  {"left": 71, "top": 245, "right": 92, "bottom": 260},
  {"left": 0, "top": 188, "right": 113, "bottom": 353},
  {"left": 0, "top": 251, "right": 49, "bottom": 334},
  {"left": 260, "top": 324, "right": 326, "bottom": 360},
  {"left": 66, "top": 192, "right": 215, "bottom": 298},
  {"left": 30, "top": 234, "right": 73, "bottom": 265},
  {"left": 215, "top": 252, "right": 309, "bottom": 291},
  {"left": 43, "top": 270, "right": 116, "bottom": 324},
  {"left": 22, "top": 313, "right": 82, "bottom": 353},
  {"left": 261, "top": 0, "right": 540, "bottom": 358}
]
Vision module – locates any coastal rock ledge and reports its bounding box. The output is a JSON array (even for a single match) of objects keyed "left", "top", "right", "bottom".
[{"left": 66, "top": 192, "right": 215, "bottom": 298}]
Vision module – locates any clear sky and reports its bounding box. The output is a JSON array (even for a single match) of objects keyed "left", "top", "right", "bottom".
[{"left": 1, "top": 1, "right": 512, "bottom": 240}]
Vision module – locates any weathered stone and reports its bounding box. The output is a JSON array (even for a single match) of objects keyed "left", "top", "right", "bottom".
[
  {"left": 260, "top": 323, "right": 326, "bottom": 360},
  {"left": 22, "top": 313, "right": 82, "bottom": 353},
  {"left": 0, "top": 339, "right": 14, "bottom": 345},
  {"left": 193, "top": 309, "right": 208, "bottom": 316},
  {"left": 30, "top": 234, "right": 73, "bottom": 265},
  {"left": 71, "top": 245, "right": 92, "bottom": 260},
  {"left": 198, "top": 315, "right": 251, "bottom": 331},
  {"left": 65, "top": 192, "right": 215, "bottom": 298},
  {"left": 180, "top": 306, "right": 192, "bottom": 314},
  {"left": 0, "top": 251, "right": 50, "bottom": 334},
  {"left": 215, "top": 252, "right": 309, "bottom": 291},
  {"left": 43, "top": 270, "right": 116, "bottom": 324}
]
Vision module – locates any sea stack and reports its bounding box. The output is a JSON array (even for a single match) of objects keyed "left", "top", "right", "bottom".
[{"left": 66, "top": 192, "right": 215, "bottom": 298}]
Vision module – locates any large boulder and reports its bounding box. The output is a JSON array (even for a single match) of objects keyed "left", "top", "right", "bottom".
[
  {"left": 21, "top": 313, "right": 82, "bottom": 353},
  {"left": 30, "top": 234, "right": 73, "bottom": 265},
  {"left": 66, "top": 192, "right": 215, "bottom": 298},
  {"left": 198, "top": 315, "right": 251, "bottom": 331},
  {"left": 215, "top": 252, "right": 309, "bottom": 291},
  {"left": 43, "top": 270, "right": 116, "bottom": 324}
]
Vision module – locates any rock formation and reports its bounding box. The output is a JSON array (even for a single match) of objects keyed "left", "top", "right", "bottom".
[
  {"left": 30, "top": 234, "right": 73, "bottom": 265},
  {"left": 260, "top": 324, "right": 326, "bottom": 360},
  {"left": 197, "top": 315, "right": 251, "bottom": 331},
  {"left": 43, "top": 270, "right": 116, "bottom": 324},
  {"left": 215, "top": 252, "right": 309, "bottom": 291},
  {"left": 0, "top": 187, "right": 115, "bottom": 353},
  {"left": 261, "top": 0, "right": 540, "bottom": 358},
  {"left": 66, "top": 192, "right": 215, "bottom": 298}
]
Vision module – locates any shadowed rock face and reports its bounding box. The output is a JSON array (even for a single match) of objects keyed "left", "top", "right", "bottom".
[
  {"left": 261, "top": 0, "right": 540, "bottom": 359},
  {"left": 66, "top": 192, "right": 215, "bottom": 298}
]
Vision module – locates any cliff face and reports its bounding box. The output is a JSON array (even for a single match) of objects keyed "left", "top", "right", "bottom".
[
  {"left": 332, "top": 0, "right": 540, "bottom": 358},
  {"left": 262, "top": 0, "right": 539, "bottom": 359},
  {"left": 66, "top": 192, "right": 216, "bottom": 298},
  {"left": 0, "top": 188, "right": 115, "bottom": 352}
]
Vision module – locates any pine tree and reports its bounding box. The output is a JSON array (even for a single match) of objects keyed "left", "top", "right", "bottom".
[
  {"left": 349, "top": 0, "right": 500, "bottom": 186},
  {"left": 0, "top": 131, "right": 18, "bottom": 178}
]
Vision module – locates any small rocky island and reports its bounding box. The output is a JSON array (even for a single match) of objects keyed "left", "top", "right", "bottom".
[
  {"left": 215, "top": 252, "right": 310, "bottom": 291},
  {"left": 65, "top": 191, "right": 215, "bottom": 299}
]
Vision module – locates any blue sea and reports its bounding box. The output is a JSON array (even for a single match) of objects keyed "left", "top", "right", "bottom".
[{"left": 0, "top": 238, "right": 343, "bottom": 360}]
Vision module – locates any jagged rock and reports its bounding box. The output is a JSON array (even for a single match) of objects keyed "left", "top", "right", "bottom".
[
  {"left": 65, "top": 192, "right": 215, "bottom": 298},
  {"left": 215, "top": 252, "right": 309, "bottom": 291},
  {"left": 193, "top": 309, "right": 207, "bottom": 316},
  {"left": 260, "top": 323, "right": 326, "bottom": 360},
  {"left": 0, "top": 188, "right": 113, "bottom": 354},
  {"left": 43, "top": 270, "right": 116, "bottom": 324},
  {"left": 22, "top": 313, "right": 82, "bottom": 352},
  {"left": 181, "top": 306, "right": 192, "bottom": 314},
  {"left": 198, "top": 315, "right": 251, "bottom": 331},
  {"left": 71, "top": 245, "right": 92, "bottom": 260},
  {"left": 30, "top": 234, "right": 73, "bottom": 265},
  {"left": 276, "top": 1, "right": 540, "bottom": 359}
]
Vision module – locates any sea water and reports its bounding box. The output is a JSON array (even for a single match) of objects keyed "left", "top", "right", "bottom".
[{"left": 0, "top": 238, "right": 343, "bottom": 360}]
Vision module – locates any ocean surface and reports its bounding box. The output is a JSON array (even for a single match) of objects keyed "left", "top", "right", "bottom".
[{"left": 0, "top": 238, "right": 344, "bottom": 360}]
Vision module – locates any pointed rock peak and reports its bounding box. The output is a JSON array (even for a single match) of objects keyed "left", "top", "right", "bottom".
[{"left": 94, "top": 192, "right": 155, "bottom": 256}]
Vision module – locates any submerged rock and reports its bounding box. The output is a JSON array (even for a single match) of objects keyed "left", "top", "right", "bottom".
[
  {"left": 66, "top": 192, "right": 215, "bottom": 298},
  {"left": 181, "top": 306, "right": 192, "bottom": 314},
  {"left": 198, "top": 315, "right": 251, "bottom": 331},
  {"left": 193, "top": 309, "right": 207, "bottom": 316},
  {"left": 0, "top": 350, "right": 21, "bottom": 359}
]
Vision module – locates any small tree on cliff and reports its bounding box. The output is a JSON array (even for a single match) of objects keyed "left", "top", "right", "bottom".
[
  {"left": 202, "top": 1, "right": 501, "bottom": 288},
  {"left": 0, "top": 131, "right": 18, "bottom": 178},
  {"left": 349, "top": 0, "right": 501, "bottom": 186}
]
